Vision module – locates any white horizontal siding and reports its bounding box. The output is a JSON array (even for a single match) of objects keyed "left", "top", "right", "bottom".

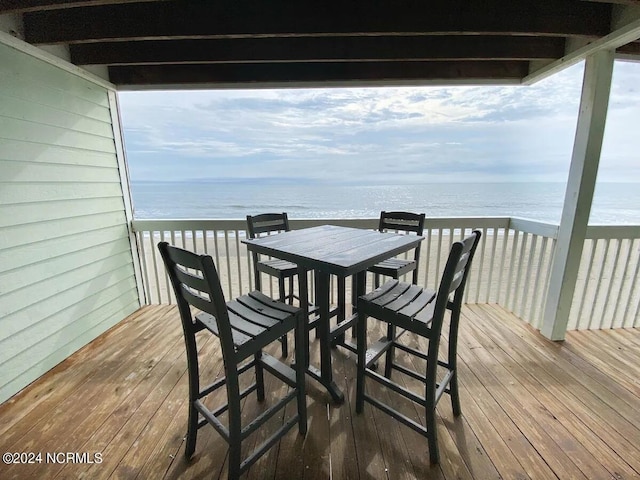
[
  {"left": 0, "top": 44, "right": 111, "bottom": 106},
  {"left": 0, "top": 197, "right": 126, "bottom": 228},
  {"left": 0, "top": 116, "right": 117, "bottom": 152},
  {"left": 0, "top": 137, "right": 117, "bottom": 167},
  {"left": 0, "top": 250, "right": 134, "bottom": 320},
  {"left": 0, "top": 225, "right": 129, "bottom": 272},
  {"left": 0, "top": 236, "right": 132, "bottom": 294},
  {"left": 1, "top": 211, "right": 128, "bottom": 249},
  {"left": 0, "top": 93, "right": 114, "bottom": 138},
  {"left": 0, "top": 41, "right": 140, "bottom": 404},
  {"left": 0, "top": 79, "right": 112, "bottom": 122},
  {"left": 0, "top": 182, "right": 124, "bottom": 204},
  {"left": 0, "top": 159, "right": 121, "bottom": 183}
]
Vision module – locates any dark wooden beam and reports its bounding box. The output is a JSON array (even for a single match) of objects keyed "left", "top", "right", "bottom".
[
  {"left": 617, "top": 41, "right": 640, "bottom": 54},
  {"left": 70, "top": 36, "right": 565, "bottom": 65},
  {"left": 580, "top": 0, "right": 640, "bottom": 6},
  {"left": 0, "top": 0, "right": 166, "bottom": 14},
  {"left": 108, "top": 60, "right": 529, "bottom": 87},
  {"left": 24, "top": 0, "right": 611, "bottom": 45}
]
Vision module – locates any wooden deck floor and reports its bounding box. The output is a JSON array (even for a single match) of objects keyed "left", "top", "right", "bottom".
[{"left": 1, "top": 304, "right": 639, "bottom": 480}]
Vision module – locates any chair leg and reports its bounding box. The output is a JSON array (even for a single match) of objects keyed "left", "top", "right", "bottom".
[
  {"left": 448, "top": 307, "right": 462, "bottom": 416},
  {"left": 383, "top": 323, "right": 396, "bottom": 379},
  {"left": 184, "top": 333, "right": 200, "bottom": 459},
  {"left": 355, "top": 311, "right": 367, "bottom": 414},
  {"left": 255, "top": 351, "right": 265, "bottom": 402},
  {"left": 278, "top": 278, "right": 289, "bottom": 357},
  {"left": 288, "top": 275, "right": 295, "bottom": 304},
  {"left": 294, "top": 312, "right": 308, "bottom": 435},
  {"left": 184, "top": 402, "right": 198, "bottom": 459},
  {"left": 426, "top": 399, "right": 439, "bottom": 464},
  {"left": 426, "top": 341, "right": 440, "bottom": 464},
  {"left": 450, "top": 370, "right": 461, "bottom": 416},
  {"left": 227, "top": 369, "right": 243, "bottom": 479}
]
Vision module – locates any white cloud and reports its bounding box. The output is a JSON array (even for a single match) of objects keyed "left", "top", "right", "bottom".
[{"left": 119, "top": 60, "right": 639, "bottom": 184}]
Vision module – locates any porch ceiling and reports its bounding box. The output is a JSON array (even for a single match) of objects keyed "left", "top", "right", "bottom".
[{"left": 2, "top": 0, "right": 640, "bottom": 89}]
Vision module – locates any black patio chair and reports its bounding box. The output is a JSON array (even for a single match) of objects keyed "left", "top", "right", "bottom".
[
  {"left": 355, "top": 230, "right": 481, "bottom": 464},
  {"left": 158, "top": 242, "right": 307, "bottom": 479},
  {"left": 368, "top": 211, "right": 426, "bottom": 288},
  {"left": 350, "top": 211, "right": 426, "bottom": 348},
  {"left": 246, "top": 213, "right": 298, "bottom": 356}
]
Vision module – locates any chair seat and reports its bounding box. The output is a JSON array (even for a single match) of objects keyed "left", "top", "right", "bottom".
[
  {"left": 256, "top": 258, "right": 298, "bottom": 278},
  {"left": 368, "top": 258, "right": 417, "bottom": 278},
  {"left": 359, "top": 280, "right": 437, "bottom": 336},
  {"left": 195, "top": 290, "right": 299, "bottom": 360}
]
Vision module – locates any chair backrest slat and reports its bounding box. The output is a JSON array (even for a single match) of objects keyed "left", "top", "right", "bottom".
[
  {"left": 378, "top": 211, "right": 426, "bottom": 283},
  {"left": 447, "top": 234, "right": 479, "bottom": 296},
  {"left": 166, "top": 244, "right": 209, "bottom": 270},
  {"left": 246, "top": 213, "right": 290, "bottom": 238},
  {"left": 158, "top": 242, "right": 236, "bottom": 356},
  {"left": 246, "top": 213, "right": 291, "bottom": 291},
  {"left": 181, "top": 286, "right": 216, "bottom": 313},
  {"left": 174, "top": 267, "right": 210, "bottom": 294},
  {"left": 378, "top": 211, "right": 425, "bottom": 234},
  {"left": 432, "top": 230, "right": 482, "bottom": 332}
]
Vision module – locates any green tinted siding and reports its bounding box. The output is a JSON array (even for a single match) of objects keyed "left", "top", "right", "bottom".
[{"left": 0, "top": 42, "right": 140, "bottom": 403}]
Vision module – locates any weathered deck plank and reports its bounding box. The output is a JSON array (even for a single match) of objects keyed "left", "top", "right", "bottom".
[
  {"left": 0, "top": 306, "right": 157, "bottom": 442},
  {"left": 475, "top": 306, "right": 640, "bottom": 475},
  {"left": 0, "top": 304, "right": 638, "bottom": 480}
]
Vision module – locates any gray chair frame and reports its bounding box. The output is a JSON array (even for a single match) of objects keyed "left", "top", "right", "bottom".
[
  {"left": 355, "top": 230, "right": 481, "bottom": 464},
  {"left": 369, "top": 211, "right": 426, "bottom": 287},
  {"left": 246, "top": 213, "right": 298, "bottom": 356},
  {"left": 353, "top": 211, "right": 426, "bottom": 348},
  {"left": 158, "top": 242, "right": 307, "bottom": 479}
]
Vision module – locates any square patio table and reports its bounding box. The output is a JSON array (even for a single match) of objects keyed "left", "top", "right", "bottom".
[{"left": 242, "top": 224, "right": 424, "bottom": 403}]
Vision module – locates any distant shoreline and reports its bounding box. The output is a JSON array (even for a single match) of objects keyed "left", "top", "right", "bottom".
[
  {"left": 129, "top": 181, "right": 640, "bottom": 225},
  {"left": 131, "top": 179, "right": 640, "bottom": 185}
]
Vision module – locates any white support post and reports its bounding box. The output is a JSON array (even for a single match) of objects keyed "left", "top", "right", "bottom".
[{"left": 541, "top": 50, "right": 615, "bottom": 340}]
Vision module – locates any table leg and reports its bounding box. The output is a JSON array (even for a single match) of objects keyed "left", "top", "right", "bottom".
[
  {"left": 297, "top": 266, "right": 310, "bottom": 369},
  {"left": 295, "top": 267, "right": 344, "bottom": 403},
  {"left": 335, "top": 276, "right": 346, "bottom": 345},
  {"left": 314, "top": 271, "right": 344, "bottom": 403},
  {"left": 350, "top": 272, "right": 366, "bottom": 338},
  {"left": 339, "top": 270, "right": 365, "bottom": 352}
]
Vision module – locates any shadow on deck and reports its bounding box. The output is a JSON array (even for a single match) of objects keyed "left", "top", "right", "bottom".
[{"left": 1, "top": 304, "right": 639, "bottom": 479}]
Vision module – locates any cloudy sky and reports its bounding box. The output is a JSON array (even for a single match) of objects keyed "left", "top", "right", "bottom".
[{"left": 118, "top": 61, "right": 640, "bottom": 185}]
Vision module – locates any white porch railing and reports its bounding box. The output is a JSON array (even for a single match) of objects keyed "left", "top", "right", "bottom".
[
  {"left": 570, "top": 225, "right": 640, "bottom": 330},
  {"left": 131, "top": 217, "right": 640, "bottom": 330}
]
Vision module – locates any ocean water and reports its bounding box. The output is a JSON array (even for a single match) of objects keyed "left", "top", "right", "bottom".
[{"left": 130, "top": 181, "right": 640, "bottom": 225}]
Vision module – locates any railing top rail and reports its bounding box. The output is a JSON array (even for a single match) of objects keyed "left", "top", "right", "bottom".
[
  {"left": 508, "top": 217, "right": 559, "bottom": 239},
  {"left": 131, "top": 216, "right": 514, "bottom": 232},
  {"left": 131, "top": 217, "right": 640, "bottom": 241},
  {"left": 586, "top": 224, "right": 640, "bottom": 239},
  {"left": 132, "top": 218, "right": 249, "bottom": 231}
]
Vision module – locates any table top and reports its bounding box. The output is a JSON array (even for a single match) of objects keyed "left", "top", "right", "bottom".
[{"left": 242, "top": 225, "right": 423, "bottom": 276}]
